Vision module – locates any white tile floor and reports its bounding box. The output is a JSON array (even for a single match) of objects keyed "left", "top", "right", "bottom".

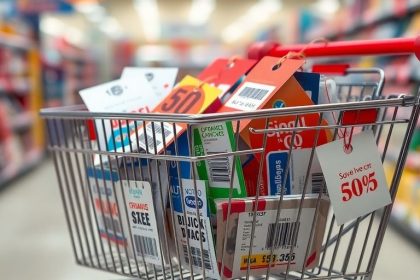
[{"left": 0, "top": 160, "right": 419, "bottom": 280}]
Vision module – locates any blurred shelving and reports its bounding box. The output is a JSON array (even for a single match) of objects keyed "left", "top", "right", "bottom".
[
  {"left": 301, "top": 0, "right": 420, "bottom": 88},
  {"left": 307, "top": 2, "right": 420, "bottom": 40},
  {"left": 0, "top": 29, "right": 44, "bottom": 189},
  {"left": 298, "top": 0, "right": 420, "bottom": 246}
]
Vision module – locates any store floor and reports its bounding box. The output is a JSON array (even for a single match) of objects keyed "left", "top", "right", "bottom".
[{"left": 0, "top": 160, "right": 419, "bottom": 280}]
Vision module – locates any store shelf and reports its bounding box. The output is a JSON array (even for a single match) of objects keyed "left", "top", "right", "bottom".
[
  {"left": 307, "top": 3, "right": 420, "bottom": 40},
  {"left": 0, "top": 149, "right": 44, "bottom": 190},
  {"left": 390, "top": 203, "right": 420, "bottom": 247},
  {"left": 384, "top": 150, "right": 420, "bottom": 247},
  {"left": 10, "top": 112, "right": 34, "bottom": 133},
  {"left": 0, "top": 32, "right": 34, "bottom": 51}
]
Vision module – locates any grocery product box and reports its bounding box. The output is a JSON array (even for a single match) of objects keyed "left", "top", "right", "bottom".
[
  {"left": 87, "top": 166, "right": 170, "bottom": 266},
  {"left": 170, "top": 179, "right": 220, "bottom": 279},
  {"left": 216, "top": 195, "right": 330, "bottom": 279},
  {"left": 192, "top": 121, "right": 247, "bottom": 214},
  {"left": 216, "top": 57, "right": 332, "bottom": 196},
  {"left": 87, "top": 167, "right": 129, "bottom": 249}
]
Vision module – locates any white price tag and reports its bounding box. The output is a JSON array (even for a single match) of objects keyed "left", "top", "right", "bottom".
[
  {"left": 316, "top": 130, "right": 391, "bottom": 225},
  {"left": 123, "top": 180, "right": 163, "bottom": 266},
  {"left": 225, "top": 82, "right": 275, "bottom": 111},
  {"left": 79, "top": 78, "right": 156, "bottom": 159},
  {"left": 121, "top": 67, "right": 178, "bottom": 99},
  {"left": 171, "top": 179, "right": 220, "bottom": 279},
  {"left": 79, "top": 78, "right": 154, "bottom": 114}
]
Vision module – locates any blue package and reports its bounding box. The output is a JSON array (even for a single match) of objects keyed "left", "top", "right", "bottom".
[
  {"left": 167, "top": 132, "right": 191, "bottom": 181},
  {"left": 294, "top": 71, "right": 320, "bottom": 104},
  {"left": 266, "top": 151, "right": 292, "bottom": 195}
]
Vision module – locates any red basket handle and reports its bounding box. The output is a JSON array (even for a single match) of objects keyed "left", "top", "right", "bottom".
[{"left": 247, "top": 36, "right": 420, "bottom": 61}]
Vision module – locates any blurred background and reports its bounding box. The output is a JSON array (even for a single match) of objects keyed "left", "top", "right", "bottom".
[{"left": 0, "top": 0, "right": 419, "bottom": 279}]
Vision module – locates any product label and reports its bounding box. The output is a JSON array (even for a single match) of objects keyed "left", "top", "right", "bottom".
[
  {"left": 193, "top": 121, "right": 247, "bottom": 213},
  {"left": 232, "top": 208, "right": 314, "bottom": 276},
  {"left": 136, "top": 121, "right": 183, "bottom": 154},
  {"left": 316, "top": 130, "right": 391, "bottom": 225},
  {"left": 267, "top": 149, "right": 324, "bottom": 195},
  {"left": 123, "top": 180, "right": 162, "bottom": 266},
  {"left": 171, "top": 179, "right": 220, "bottom": 279},
  {"left": 224, "top": 82, "right": 276, "bottom": 111},
  {"left": 87, "top": 168, "right": 128, "bottom": 247}
]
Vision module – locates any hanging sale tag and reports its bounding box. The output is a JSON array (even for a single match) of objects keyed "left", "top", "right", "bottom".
[
  {"left": 123, "top": 180, "right": 164, "bottom": 266},
  {"left": 197, "top": 58, "right": 256, "bottom": 98},
  {"left": 134, "top": 75, "right": 222, "bottom": 154},
  {"left": 316, "top": 130, "right": 391, "bottom": 225},
  {"left": 121, "top": 67, "right": 178, "bottom": 99}
]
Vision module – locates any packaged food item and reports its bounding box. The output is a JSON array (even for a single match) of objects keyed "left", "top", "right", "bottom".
[
  {"left": 216, "top": 57, "right": 331, "bottom": 196},
  {"left": 266, "top": 148, "right": 324, "bottom": 195},
  {"left": 250, "top": 81, "right": 331, "bottom": 196},
  {"left": 171, "top": 179, "right": 220, "bottom": 279},
  {"left": 294, "top": 71, "right": 321, "bottom": 104},
  {"left": 216, "top": 195, "right": 329, "bottom": 279},
  {"left": 176, "top": 58, "right": 257, "bottom": 204},
  {"left": 86, "top": 167, "right": 131, "bottom": 253},
  {"left": 87, "top": 166, "right": 170, "bottom": 265},
  {"left": 192, "top": 121, "right": 247, "bottom": 214}
]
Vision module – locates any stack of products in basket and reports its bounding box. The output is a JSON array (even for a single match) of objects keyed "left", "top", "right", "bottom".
[{"left": 79, "top": 57, "right": 335, "bottom": 279}]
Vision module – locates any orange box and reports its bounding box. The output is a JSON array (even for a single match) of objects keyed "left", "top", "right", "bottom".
[{"left": 216, "top": 57, "right": 331, "bottom": 196}]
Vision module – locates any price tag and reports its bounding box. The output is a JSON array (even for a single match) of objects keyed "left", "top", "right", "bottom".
[
  {"left": 134, "top": 75, "right": 221, "bottom": 154},
  {"left": 171, "top": 179, "right": 220, "bottom": 279},
  {"left": 121, "top": 67, "right": 178, "bottom": 99},
  {"left": 316, "top": 130, "right": 391, "bottom": 225},
  {"left": 197, "top": 58, "right": 257, "bottom": 98},
  {"left": 123, "top": 180, "right": 164, "bottom": 266}
]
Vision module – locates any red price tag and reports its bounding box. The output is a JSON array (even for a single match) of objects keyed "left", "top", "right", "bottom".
[{"left": 316, "top": 131, "right": 391, "bottom": 225}]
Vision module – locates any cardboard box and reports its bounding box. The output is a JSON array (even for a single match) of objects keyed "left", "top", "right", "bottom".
[{"left": 216, "top": 195, "right": 329, "bottom": 279}]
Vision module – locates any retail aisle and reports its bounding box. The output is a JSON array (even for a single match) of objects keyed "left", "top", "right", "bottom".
[{"left": 0, "top": 160, "right": 419, "bottom": 280}]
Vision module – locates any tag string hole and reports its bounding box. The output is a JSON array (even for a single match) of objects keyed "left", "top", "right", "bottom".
[
  {"left": 227, "top": 61, "right": 235, "bottom": 69},
  {"left": 272, "top": 63, "right": 281, "bottom": 71},
  {"left": 344, "top": 144, "right": 353, "bottom": 154}
]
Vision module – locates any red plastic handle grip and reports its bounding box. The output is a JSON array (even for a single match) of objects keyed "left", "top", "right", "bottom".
[{"left": 247, "top": 36, "right": 420, "bottom": 61}]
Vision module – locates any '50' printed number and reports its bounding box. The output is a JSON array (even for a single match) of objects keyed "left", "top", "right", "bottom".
[{"left": 160, "top": 86, "right": 204, "bottom": 114}]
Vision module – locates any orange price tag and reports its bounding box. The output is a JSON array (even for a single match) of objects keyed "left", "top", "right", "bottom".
[{"left": 133, "top": 75, "right": 222, "bottom": 154}]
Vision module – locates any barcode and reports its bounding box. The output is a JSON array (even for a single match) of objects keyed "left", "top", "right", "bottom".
[
  {"left": 139, "top": 132, "right": 161, "bottom": 151},
  {"left": 150, "top": 122, "right": 172, "bottom": 139},
  {"left": 207, "top": 153, "right": 231, "bottom": 183},
  {"left": 133, "top": 235, "right": 159, "bottom": 258},
  {"left": 238, "top": 87, "right": 270, "bottom": 101},
  {"left": 183, "top": 244, "right": 212, "bottom": 270},
  {"left": 265, "top": 222, "right": 300, "bottom": 249},
  {"left": 311, "top": 172, "right": 326, "bottom": 194},
  {"left": 103, "top": 216, "right": 122, "bottom": 234}
]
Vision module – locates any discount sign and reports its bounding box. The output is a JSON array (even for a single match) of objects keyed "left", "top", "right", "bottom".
[{"left": 316, "top": 131, "right": 391, "bottom": 225}]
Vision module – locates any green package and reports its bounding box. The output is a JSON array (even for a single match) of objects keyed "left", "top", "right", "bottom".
[{"left": 193, "top": 121, "right": 247, "bottom": 213}]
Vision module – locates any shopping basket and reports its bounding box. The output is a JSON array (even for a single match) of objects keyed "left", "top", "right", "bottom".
[{"left": 40, "top": 37, "right": 420, "bottom": 280}]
